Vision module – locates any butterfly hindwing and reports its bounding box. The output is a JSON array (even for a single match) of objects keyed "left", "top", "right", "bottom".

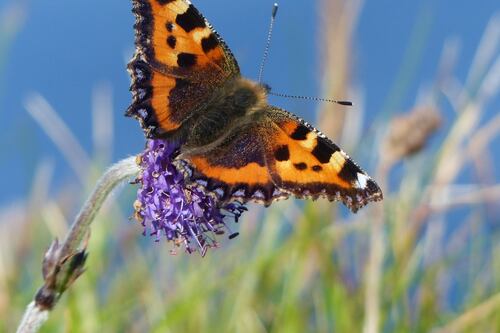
[
  {"left": 127, "top": 0, "right": 240, "bottom": 137},
  {"left": 177, "top": 122, "right": 289, "bottom": 204}
]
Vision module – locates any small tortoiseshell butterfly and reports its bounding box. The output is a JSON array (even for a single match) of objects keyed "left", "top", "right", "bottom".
[{"left": 127, "top": 0, "right": 383, "bottom": 212}]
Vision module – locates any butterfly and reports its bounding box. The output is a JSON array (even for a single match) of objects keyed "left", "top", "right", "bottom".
[{"left": 127, "top": 0, "right": 382, "bottom": 212}]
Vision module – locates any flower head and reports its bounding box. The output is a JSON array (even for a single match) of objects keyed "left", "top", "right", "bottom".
[{"left": 133, "top": 139, "right": 247, "bottom": 256}]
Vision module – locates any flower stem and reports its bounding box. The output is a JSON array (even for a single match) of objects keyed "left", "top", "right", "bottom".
[
  {"left": 16, "top": 156, "right": 140, "bottom": 333},
  {"left": 60, "top": 156, "right": 139, "bottom": 256}
]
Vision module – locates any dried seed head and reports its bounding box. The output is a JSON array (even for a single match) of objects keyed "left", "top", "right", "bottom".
[{"left": 382, "top": 106, "right": 442, "bottom": 165}]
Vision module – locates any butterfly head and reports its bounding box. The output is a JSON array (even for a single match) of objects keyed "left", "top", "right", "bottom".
[
  {"left": 227, "top": 77, "right": 269, "bottom": 114},
  {"left": 260, "top": 83, "right": 272, "bottom": 95}
]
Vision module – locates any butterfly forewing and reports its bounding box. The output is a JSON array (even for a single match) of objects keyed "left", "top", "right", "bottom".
[
  {"left": 266, "top": 108, "right": 382, "bottom": 212},
  {"left": 128, "top": 0, "right": 239, "bottom": 137}
]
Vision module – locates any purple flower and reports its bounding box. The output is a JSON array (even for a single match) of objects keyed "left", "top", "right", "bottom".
[{"left": 133, "top": 139, "right": 247, "bottom": 256}]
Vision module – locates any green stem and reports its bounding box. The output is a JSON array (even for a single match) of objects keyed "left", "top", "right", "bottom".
[{"left": 16, "top": 156, "right": 140, "bottom": 333}]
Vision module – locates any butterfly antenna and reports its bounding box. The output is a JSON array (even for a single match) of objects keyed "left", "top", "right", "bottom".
[
  {"left": 268, "top": 91, "right": 353, "bottom": 106},
  {"left": 258, "top": 3, "right": 279, "bottom": 83}
]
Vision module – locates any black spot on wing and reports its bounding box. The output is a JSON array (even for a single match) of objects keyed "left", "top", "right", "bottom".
[
  {"left": 294, "top": 162, "right": 307, "bottom": 170},
  {"left": 166, "top": 22, "right": 174, "bottom": 32},
  {"left": 338, "top": 158, "right": 362, "bottom": 183},
  {"left": 177, "top": 53, "right": 197, "bottom": 67},
  {"left": 312, "top": 138, "right": 339, "bottom": 164},
  {"left": 175, "top": 5, "right": 206, "bottom": 33},
  {"left": 312, "top": 165, "right": 322, "bottom": 172},
  {"left": 274, "top": 145, "right": 290, "bottom": 161},
  {"left": 167, "top": 35, "right": 176, "bottom": 49},
  {"left": 290, "top": 125, "right": 310, "bottom": 140},
  {"left": 157, "top": 0, "right": 175, "bottom": 4},
  {"left": 201, "top": 33, "right": 219, "bottom": 53}
]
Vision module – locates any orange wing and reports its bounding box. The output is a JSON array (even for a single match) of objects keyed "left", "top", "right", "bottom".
[
  {"left": 265, "top": 108, "right": 382, "bottom": 212},
  {"left": 179, "top": 108, "right": 382, "bottom": 212},
  {"left": 127, "top": 0, "right": 239, "bottom": 137},
  {"left": 177, "top": 124, "right": 290, "bottom": 205}
]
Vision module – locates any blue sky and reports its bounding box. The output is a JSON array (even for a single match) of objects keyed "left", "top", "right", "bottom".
[{"left": 0, "top": 0, "right": 498, "bottom": 204}]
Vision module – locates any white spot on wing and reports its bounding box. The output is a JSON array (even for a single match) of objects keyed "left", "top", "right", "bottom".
[
  {"left": 138, "top": 108, "right": 148, "bottom": 118},
  {"left": 233, "top": 189, "right": 245, "bottom": 197},
  {"left": 138, "top": 88, "right": 146, "bottom": 99},
  {"left": 196, "top": 179, "right": 208, "bottom": 187},
  {"left": 252, "top": 190, "right": 265, "bottom": 199},
  {"left": 214, "top": 188, "right": 225, "bottom": 198},
  {"left": 272, "top": 188, "right": 282, "bottom": 197},
  {"left": 135, "top": 68, "right": 144, "bottom": 80},
  {"left": 356, "top": 173, "right": 369, "bottom": 189},
  {"left": 184, "top": 165, "right": 193, "bottom": 177}
]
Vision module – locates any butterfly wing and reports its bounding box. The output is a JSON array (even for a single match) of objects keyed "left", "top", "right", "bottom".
[
  {"left": 176, "top": 121, "right": 290, "bottom": 205},
  {"left": 179, "top": 107, "right": 382, "bottom": 212},
  {"left": 265, "top": 107, "right": 382, "bottom": 212},
  {"left": 128, "top": 0, "right": 240, "bottom": 137}
]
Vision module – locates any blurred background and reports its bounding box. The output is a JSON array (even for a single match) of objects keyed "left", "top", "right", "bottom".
[{"left": 1, "top": 0, "right": 499, "bottom": 332}]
